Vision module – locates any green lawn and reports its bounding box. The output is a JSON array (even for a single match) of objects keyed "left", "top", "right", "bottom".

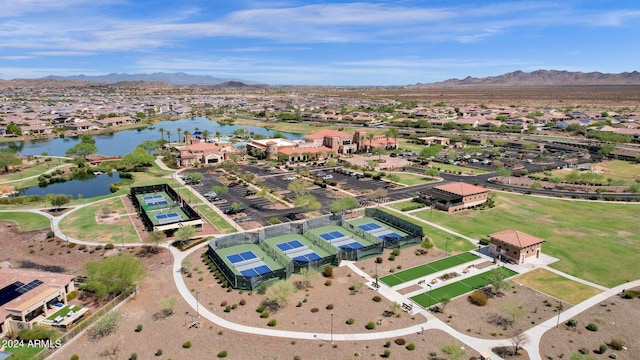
[
  {"left": 4, "top": 345, "right": 46, "bottom": 360},
  {"left": 380, "top": 252, "right": 479, "bottom": 286},
  {"left": 47, "top": 305, "right": 82, "bottom": 320},
  {"left": 193, "top": 203, "right": 237, "bottom": 234},
  {"left": 0, "top": 212, "right": 50, "bottom": 231},
  {"left": 386, "top": 200, "right": 426, "bottom": 212},
  {"left": 379, "top": 208, "right": 476, "bottom": 254},
  {"left": 59, "top": 197, "right": 137, "bottom": 243},
  {"left": 598, "top": 160, "right": 640, "bottom": 183},
  {"left": 513, "top": 268, "right": 602, "bottom": 305},
  {"left": 411, "top": 267, "right": 518, "bottom": 308},
  {"left": 384, "top": 172, "right": 436, "bottom": 186},
  {"left": 413, "top": 192, "right": 640, "bottom": 288},
  {"left": 0, "top": 159, "right": 68, "bottom": 183}
]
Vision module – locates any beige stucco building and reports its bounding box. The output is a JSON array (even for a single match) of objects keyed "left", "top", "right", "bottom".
[{"left": 488, "top": 229, "right": 544, "bottom": 264}]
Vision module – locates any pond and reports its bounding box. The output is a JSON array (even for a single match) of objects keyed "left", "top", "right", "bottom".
[
  {"left": 18, "top": 172, "right": 124, "bottom": 198},
  {"left": 0, "top": 117, "right": 303, "bottom": 156}
]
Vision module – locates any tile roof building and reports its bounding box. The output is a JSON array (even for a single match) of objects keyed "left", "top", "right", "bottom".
[{"left": 488, "top": 229, "right": 545, "bottom": 264}]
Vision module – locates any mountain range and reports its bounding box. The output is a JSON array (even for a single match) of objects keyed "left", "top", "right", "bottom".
[
  {"left": 42, "top": 72, "right": 263, "bottom": 86},
  {"left": 416, "top": 70, "right": 640, "bottom": 87}
]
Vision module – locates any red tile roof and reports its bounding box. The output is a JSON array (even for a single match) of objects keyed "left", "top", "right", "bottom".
[
  {"left": 489, "top": 229, "right": 545, "bottom": 248},
  {"left": 278, "top": 146, "right": 334, "bottom": 155},
  {"left": 303, "top": 129, "right": 348, "bottom": 140},
  {"left": 434, "top": 182, "right": 488, "bottom": 196}
]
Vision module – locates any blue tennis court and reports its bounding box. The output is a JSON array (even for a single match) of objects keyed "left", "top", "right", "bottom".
[
  {"left": 240, "top": 265, "right": 271, "bottom": 278},
  {"left": 339, "top": 242, "right": 364, "bottom": 250},
  {"left": 155, "top": 212, "right": 179, "bottom": 224},
  {"left": 379, "top": 232, "right": 402, "bottom": 240},
  {"left": 226, "top": 250, "right": 258, "bottom": 264},
  {"left": 319, "top": 231, "right": 346, "bottom": 241},
  {"left": 148, "top": 200, "right": 169, "bottom": 206},
  {"left": 143, "top": 194, "right": 164, "bottom": 201},
  {"left": 276, "top": 240, "right": 305, "bottom": 252},
  {"left": 358, "top": 222, "right": 382, "bottom": 231},
  {"left": 293, "top": 253, "right": 322, "bottom": 263}
]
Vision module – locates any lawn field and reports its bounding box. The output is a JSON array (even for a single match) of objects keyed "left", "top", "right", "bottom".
[
  {"left": 513, "top": 268, "right": 602, "bottom": 305},
  {"left": 386, "top": 200, "right": 426, "bottom": 212},
  {"left": 59, "top": 197, "right": 137, "bottom": 243},
  {"left": 380, "top": 252, "right": 479, "bottom": 287},
  {"left": 0, "top": 211, "right": 50, "bottom": 231},
  {"left": 412, "top": 192, "right": 640, "bottom": 288},
  {"left": 384, "top": 172, "right": 435, "bottom": 186},
  {"left": 596, "top": 160, "right": 640, "bottom": 183},
  {"left": 411, "top": 267, "right": 518, "bottom": 308}
]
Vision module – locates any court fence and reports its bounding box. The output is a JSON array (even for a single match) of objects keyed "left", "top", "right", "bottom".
[
  {"left": 364, "top": 208, "right": 423, "bottom": 248},
  {"left": 129, "top": 184, "right": 202, "bottom": 232}
]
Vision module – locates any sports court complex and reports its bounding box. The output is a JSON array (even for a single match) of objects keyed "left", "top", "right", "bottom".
[
  {"left": 129, "top": 184, "right": 204, "bottom": 232},
  {"left": 207, "top": 209, "right": 423, "bottom": 290}
]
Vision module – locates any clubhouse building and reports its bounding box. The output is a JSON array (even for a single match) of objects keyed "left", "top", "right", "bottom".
[{"left": 488, "top": 229, "right": 545, "bottom": 264}]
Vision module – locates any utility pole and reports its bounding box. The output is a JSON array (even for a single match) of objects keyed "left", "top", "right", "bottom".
[{"left": 330, "top": 313, "right": 334, "bottom": 344}]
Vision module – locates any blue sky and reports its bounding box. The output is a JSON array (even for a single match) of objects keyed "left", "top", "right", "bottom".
[{"left": 1, "top": 1, "right": 639, "bottom": 85}]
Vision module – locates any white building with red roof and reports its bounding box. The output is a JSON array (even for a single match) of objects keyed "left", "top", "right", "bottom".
[{"left": 488, "top": 229, "right": 545, "bottom": 264}]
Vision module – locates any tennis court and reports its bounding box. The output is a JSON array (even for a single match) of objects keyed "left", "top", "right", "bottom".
[
  {"left": 155, "top": 212, "right": 180, "bottom": 224},
  {"left": 356, "top": 221, "right": 407, "bottom": 241},
  {"left": 410, "top": 267, "right": 518, "bottom": 308},
  {"left": 227, "top": 250, "right": 258, "bottom": 264},
  {"left": 239, "top": 264, "right": 272, "bottom": 278},
  {"left": 276, "top": 240, "right": 305, "bottom": 252},
  {"left": 319, "top": 231, "right": 347, "bottom": 241},
  {"left": 380, "top": 252, "right": 480, "bottom": 287}
]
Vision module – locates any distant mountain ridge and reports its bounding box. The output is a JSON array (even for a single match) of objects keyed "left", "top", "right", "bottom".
[
  {"left": 42, "top": 72, "right": 263, "bottom": 86},
  {"left": 417, "top": 70, "right": 640, "bottom": 87}
]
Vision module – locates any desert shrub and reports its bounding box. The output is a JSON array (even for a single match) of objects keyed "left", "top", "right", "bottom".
[
  {"left": 346, "top": 318, "right": 354, "bottom": 325},
  {"left": 70, "top": 355, "right": 79, "bottom": 360},
  {"left": 129, "top": 353, "right": 137, "bottom": 360},
  {"left": 406, "top": 343, "right": 415, "bottom": 351},
  {"left": 155, "top": 349, "right": 163, "bottom": 356},
  {"left": 326, "top": 304, "right": 334, "bottom": 310},
  {"left": 325, "top": 279, "right": 332, "bottom": 286},
  {"left": 78, "top": 244, "right": 86, "bottom": 251},
  {"left": 609, "top": 338, "right": 625, "bottom": 350},
  {"left": 239, "top": 299, "right": 246, "bottom": 306},
  {"left": 135, "top": 324, "right": 142, "bottom": 332},
  {"left": 224, "top": 305, "right": 232, "bottom": 313},
  {"left": 311, "top": 308, "right": 319, "bottom": 313},
  {"left": 67, "top": 242, "right": 76, "bottom": 248},
  {"left": 391, "top": 248, "right": 400, "bottom": 256},
  {"left": 388, "top": 254, "right": 395, "bottom": 261},
  {"left": 376, "top": 257, "right": 383, "bottom": 263},
  {"left": 384, "top": 341, "right": 391, "bottom": 348},
  {"left": 46, "top": 231, "right": 55, "bottom": 238},
  {"left": 586, "top": 323, "right": 598, "bottom": 331},
  {"left": 256, "top": 305, "right": 265, "bottom": 312},
  {"left": 256, "top": 284, "right": 267, "bottom": 295},
  {"left": 104, "top": 243, "right": 115, "bottom": 250},
  {"left": 597, "top": 344, "right": 607, "bottom": 354},
  {"left": 383, "top": 349, "right": 391, "bottom": 358},
  {"left": 66, "top": 290, "right": 79, "bottom": 302},
  {"left": 566, "top": 319, "right": 577, "bottom": 327},
  {"left": 182, "top": 341, "right": 192, "bottom": 348},
  {"left": 372, "top": 296, "right": 382, "bottom": 302},
  {"left": 394, "top": 338, "right": 406, "bottom": 346},
  {"left": 609, "top": 354, "right": 617, "bottom": 359},
  {"left": 365, "top": 322, "right": 376, "bottom": 330},
  {"left": 267, "top": 319, "right": 277, "bottom": 326},
  {"left": 579, "top": 348, "right": 589, "bottom": 355},
  {"left": 469, "top": 290, "right": 488, "bottom": 306},
  {"left": 260, "top": 311, "right": 269, "bottom": 318},
  {"left": 217, "top": 350, "right": 228, "bottom": 358},
  {"left": 322, "top": 266, "right": 333, "bottom": 277},
  {"left": 220, "top": 300, "right": 227, "bottom": 307}
]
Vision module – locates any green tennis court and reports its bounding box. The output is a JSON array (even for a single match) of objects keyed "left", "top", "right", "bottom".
[
  {"left": 380, "top": 252, "right": 479, "bottom": 287},
  {"left": 410, "top": 267, "right": 518, "bottom": 308}
]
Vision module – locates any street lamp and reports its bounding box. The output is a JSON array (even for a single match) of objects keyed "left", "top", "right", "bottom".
[
  {"left": 330, "top": 313, "right": 334, "bottom": 344},
  {"left": 428, "top": 284, "right": 432, "bottom": 311},
  {"left": 196, "top": 291, "right": 200, "bottom": 318},
  {"left": 120, "top": 226, "right": 124, "bottom": 249},
  {"left": 556, "top": 301, "right": 563, "bottom": 328},
  {"left": 446, "top": 237, "right": 450, "bottom": 257},
  {"left": 375, "top": 260, "right": 379, "bottom": 288}
]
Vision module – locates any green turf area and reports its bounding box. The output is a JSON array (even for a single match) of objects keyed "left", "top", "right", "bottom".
[
  {"left": 513, "top": 268, "right": 602, "bottom": 305},
  {"left": 47, "top": 305, "right": 82, "bottom": 320},
  {"left": 387, "top": 200, "right": 426, "bottom": 212},
  {"left": 384, "top": 172, "right": 436, "bottom": 186},
  {"left": 4, "top": 345, "right": 47, "bottom": 359},
  {"left": 0, "top": 211, "right": 50, "bottom": 231},
  {"left": 59, "top": 197, "right": 137, "bottom": 243},
  {"left": 193, "top": 203, "right": 236, "bottom": 233},
  {"left": 411, "top": 267, "right": 518, "bottom": 308},
  {"left": 411, "top": 192, "right": 640, "bottom": 288},
  {"left": 380, "top": 252, "right": 479, "bottom": 286}
]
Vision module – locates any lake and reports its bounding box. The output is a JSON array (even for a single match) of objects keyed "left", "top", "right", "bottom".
[
  {"left": 0, "top": 117, "right": 303, "bottom": 156},
  {"left": 18, "top": 172, "right": 124, "bottom": 198}
]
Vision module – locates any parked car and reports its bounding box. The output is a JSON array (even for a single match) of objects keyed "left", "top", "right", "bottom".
[
  {"left": 266, "top": 166, "right": 276, "bottom": 171},
  {"left": 204, "top": 192, "right": 217, "bottom": 198},
  {"left": 284, "top": 176, "right": 297, "bottom": 181},
  {"left": 224, "top": 206, "right": 245, "bottom": 215},
  {"left": 245, "top": 189, "right": 256, "bottom": 196},
  {"left": 228, "top": 181, "right": 240, "bottom": 187},
  {"left": 321, "top": 174, "right": 333, "bottom": 180}
]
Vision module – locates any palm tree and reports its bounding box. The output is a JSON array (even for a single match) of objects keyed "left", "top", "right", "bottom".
[
  {"left": 366, "top": 132, "right": 375, "bottom": 153},
  {"left": 385, "top": 127, "right": 399, "bottom": 150},
  {"left": 176, "top": 127, "right": 182, "bottom": 142},
  {"left": 158, "top": 127, "right": 165, "bottom": 141},
  {"left": 166, "top": 130, "right": 172, "bottom": 143},
  {"left": 202, "top": 129, "right": 210, "bottom": 142},
  {"left": 183, "top": 130, "right": 189, "bottom": 142}
]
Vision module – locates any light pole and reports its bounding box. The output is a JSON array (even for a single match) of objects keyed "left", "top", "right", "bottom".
[
  {"left": 375, "top": 260, "right": 379, "bottom": 288},
  {"left": 556, "top": 301, "right": 563, "bottom": 328},
  {"left": 446, "top": 237, "right": 450, "bottom": 257},
  {"left": 196, "top": 291, "right": 200, "bottom": 318},
  {"left": 428, "top": 284, "right": 432, "bottom": 311},
  {"left": 120, "top": 226, "right": 124, "bottom": 249},
  {"left": 330, "top": 313, "right": 334, "bottom": 344}
]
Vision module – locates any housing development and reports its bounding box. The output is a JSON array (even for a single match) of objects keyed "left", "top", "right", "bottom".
[{"left": 0, "top": 81, "right": 639, "bottom": 360}]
